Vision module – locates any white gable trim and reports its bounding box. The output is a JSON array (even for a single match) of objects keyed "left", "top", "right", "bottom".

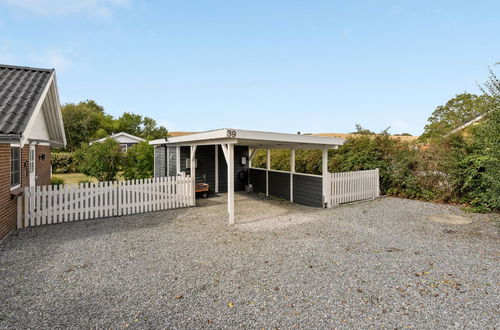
[
  {"left": 91, "top": 132, "right": 145, "bottom": 145},
  {"left": 21, "top": 72, "right": 67, "bottom": 148}
]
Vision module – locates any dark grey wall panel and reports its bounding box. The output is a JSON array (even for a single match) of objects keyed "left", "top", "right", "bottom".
[
  {"left": 234, "top": 146, "right": 249, "bottom": 191},
  {"left": 193, "top": 145, "right": 216, "bottom": 193},
  {"left": 167, "top": 146, "right": 177, "bottom": 175},
  {"left": 154, "top": 146, "right": 166, "bottom": 177},
  {"left": 268, "top": 171, "right": 291, "bottom": 200},
  {"left": 249, "top": 168, "right": 266, "bottom": 194},
  {"left": 293, "top": 174, "right": 323, "bottom": 207},
  {"left": 171, "top": 145, "right": 249, "bottom": 194},
  {"left": 217, "top": 145, "right": 249, "bottom": 193},
  {"left": 180, "top": 146, "right": 190, "bottom": 173}
]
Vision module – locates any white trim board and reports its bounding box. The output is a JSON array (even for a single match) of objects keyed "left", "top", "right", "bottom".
[{"left": 150, "top": 128, "right": 344, "bottom": 149}]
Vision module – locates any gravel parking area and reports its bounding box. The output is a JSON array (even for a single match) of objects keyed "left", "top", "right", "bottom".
[{"left": 1, "top": 193, "right": 499, "bottom": 329}]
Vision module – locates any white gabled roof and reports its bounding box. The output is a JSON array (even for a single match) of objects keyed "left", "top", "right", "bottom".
[
  {"left": 150, "top": 128, "right": 344, "bottom": 149},
  {"left": 91, "top": 132, "right": 145, "bottom": 145}
]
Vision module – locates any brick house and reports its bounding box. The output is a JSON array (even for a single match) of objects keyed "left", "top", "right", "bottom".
[{"left": 0, "top": 64, "right": 66, "bottom": 239}]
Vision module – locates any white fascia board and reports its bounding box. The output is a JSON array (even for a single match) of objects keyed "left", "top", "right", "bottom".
[
  {"left": 158, "top": 128, "right": 344, "bottom": 147},
  {"left": 111, "top": 132, "right": 145, "bottom": 142},
  {"left": 167, "top": 138, "right": 238, "bottom": 147},
  {"left": 52, "top": 72, "right": 67, "bottom": 147},
  {"left": 163, "top": 129, "right": 228, "bottom": 144},
  {"left": 21, "top": 72, "right": 54, "bottom": 147},
  {"left": 149, "top": 138, "right": 168, "bottom": 145},
  {"left": 234, "top": 129, "right": 344, "bottom": 146}
]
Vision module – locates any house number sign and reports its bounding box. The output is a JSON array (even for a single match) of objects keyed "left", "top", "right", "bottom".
[{"left": 226, "top": 130, "right": 237, "bottom": 138}]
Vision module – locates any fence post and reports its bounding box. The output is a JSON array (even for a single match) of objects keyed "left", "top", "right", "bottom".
[{"left": 116, "top": 181, "right": 120, "bottom": 216}]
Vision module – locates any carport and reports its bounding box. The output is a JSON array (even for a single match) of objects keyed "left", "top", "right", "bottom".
[{"left": 150, "top": 129, "right": 344, "bottom": 225}]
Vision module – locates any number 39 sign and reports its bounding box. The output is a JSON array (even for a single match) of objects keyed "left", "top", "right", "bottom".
[{"left": 226, "top": 130, "right": 237, "bottom": 138}]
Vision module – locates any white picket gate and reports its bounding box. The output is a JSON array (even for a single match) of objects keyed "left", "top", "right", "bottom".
[
  {"left": 329, "top": 168, "right": 380, "bottom": 206},
  {"left": 23, "top": 176, "right": 194, "bottom": 227}
]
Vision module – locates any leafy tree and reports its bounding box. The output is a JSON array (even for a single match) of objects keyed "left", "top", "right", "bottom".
[
  {"left": 349, "top": 124, "right": 376, "bottom": 135},
  {"left": 122, "top": 141, "right": 154, "bottom": 180},
  {"left": 420, "top": 93, "right": 488, "bottom": 142},
  {"left": 74, "top": 139, "right": 123, "bottom": 181},
  {"left": 479, "top": 64, "right": 500, "bottom": 98},
  {"left": 115, "top": 112, "right": 143, "bottom": 136},
  {"left": 61, "top": 100, "right": 115, "bottom": 151},
  {"left": 142, "top": 117, "right": 169, "bottom": 140},
  {"left": 61, "top": 100, "right": 113, "bottom": 151}
]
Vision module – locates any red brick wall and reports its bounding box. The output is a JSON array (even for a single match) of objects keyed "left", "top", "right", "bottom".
[
  {"left": 0, "top": 144, "right": 18, "bottom": 239},
  {"left": 36, "top": 145, "right": 51, "bottom": 186},
  {"left": 0, "top": 143, "right": 52, "bottom": 239}
]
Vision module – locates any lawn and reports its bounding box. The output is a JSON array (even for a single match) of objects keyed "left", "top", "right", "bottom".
[
  {"left": 52, "top": 172, "right": 96, "bottom": 184},
  {"left": 52, "top": 172, "right": 125, "bottom": 184}
]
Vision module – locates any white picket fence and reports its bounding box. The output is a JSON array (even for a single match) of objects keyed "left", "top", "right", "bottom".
[
  {"left": 329, "top": 168, "right": 380, "bottom": 206},
  {"left": 24, "top": 176, "right": 194, "bottom": 227}
]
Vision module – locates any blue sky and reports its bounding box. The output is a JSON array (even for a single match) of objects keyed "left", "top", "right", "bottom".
[{"left": 1, "top": 0, "right": 499, "bottom": 135}]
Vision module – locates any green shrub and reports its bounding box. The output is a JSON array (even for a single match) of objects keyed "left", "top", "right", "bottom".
[
  {"left": 122, "top": 141, "right": 154, "bottom": 180},
  {"left": 51, "top": 152, "right": 78, "bottom": 173},
  {"left": 74, "top": 139, "right": 123, "bottom": 181},
  {"left": 51, "top": 176, "right": 64, "bottom": 186}
]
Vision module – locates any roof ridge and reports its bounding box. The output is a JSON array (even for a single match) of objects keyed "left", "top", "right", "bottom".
[{"left": 0, "top": 64, "right": 53, "bottom": 73}]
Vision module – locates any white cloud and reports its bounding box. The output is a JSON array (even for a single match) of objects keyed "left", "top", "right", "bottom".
[{"left": 0, "top": 0, "right": 131, "bottom": 18}]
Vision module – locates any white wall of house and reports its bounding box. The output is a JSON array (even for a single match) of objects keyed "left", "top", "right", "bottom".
[{"left": 28, "top": 108, "right": 50, "bottom": 141}]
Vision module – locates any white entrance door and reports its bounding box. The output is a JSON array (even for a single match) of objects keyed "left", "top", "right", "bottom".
[{"left": 29, "top": 144, "right": 36, "bottom": 187}]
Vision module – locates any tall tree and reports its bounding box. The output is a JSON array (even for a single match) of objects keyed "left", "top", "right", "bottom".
[
  {"left": 115, "top": 112, "right": 143, "bottom": 136},
  {"left": 420, "top": 93, "right": 488, "bottom": 142},
  {"left": 61, "top": 100, "right": 113, "bottom": 151},
  {"left": 141, "top": 116, "right": 168, "bottom": 140}
]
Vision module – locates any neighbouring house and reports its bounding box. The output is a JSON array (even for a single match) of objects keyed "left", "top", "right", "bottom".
[
  {"left": 0, "top": 64, "right": 66, "bottom": 239},
  {"left": 90, "top": 132, "right": 144, "bottom": 152}
]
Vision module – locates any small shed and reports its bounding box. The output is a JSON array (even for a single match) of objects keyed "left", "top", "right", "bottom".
[{"left": 150, "top": 129, "right": 344, "bottom": 225}]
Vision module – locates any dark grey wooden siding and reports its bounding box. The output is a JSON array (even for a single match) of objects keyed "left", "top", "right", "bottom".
[
  {"left": 269, "top": 171, "right": 291, "bottom": 200},
  {"left": 249, "top": 168, "right": 266, "bottom": 194},
  {"left": 167, "top": 146, "right": 177, "bottom": 175},
  {"left": 179, "top": 146, "right": 190, "bottom": 172},
  {"left": 293, "top": 174, "right": 323, "bottom": 207},
  {"left": 217, "top": 145, "right": 249, "bottom": 193},
  {"left": 192, "top": 145, "right": 216, "bottom": 193},
  {"left": 172, "top": 145, "right": 249, "bottom": 193},
  {"left": 154, "top": 146, "right": 166, "bottom": 177}
]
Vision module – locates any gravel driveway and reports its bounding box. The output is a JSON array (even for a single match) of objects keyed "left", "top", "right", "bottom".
[{"left": 1, "top": 193, "right": 499, "bottom": 329}]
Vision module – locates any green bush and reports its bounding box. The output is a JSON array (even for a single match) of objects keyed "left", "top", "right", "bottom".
[
  {"left": 51, "top": 152, "right": 78, "bottom": 173},
  {"left": 122, "top": 141, "right": 154, "bottom": 180},
  {"left": 74, "top": 139, "right": 123, "bottom": 181},
  {"left": 50, "top": 176, "right": 65, "bottom": 186}
]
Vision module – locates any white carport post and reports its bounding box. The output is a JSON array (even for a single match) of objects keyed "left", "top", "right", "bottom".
[
  {"left": 215, "top": 145, "right": 219, "bottom": 193},
  {"left": 220, "top": 143, "right": 235, "bottom": 225},
  {"left": 190, "top": 145, "right": 197, "bottom": 206},
  {"left": 290, "top": 149, "right": 295, "bottom": 202},
  {"left": 322, "top": 148, "right": 330, "bottom": 208},
  {"left": 266, "top": 149, "right": 270, "bottom": 196}
]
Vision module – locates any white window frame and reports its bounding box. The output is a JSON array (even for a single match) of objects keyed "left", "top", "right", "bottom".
[{"left": 10, "top": 144, "right": 21, "bottom": 190}]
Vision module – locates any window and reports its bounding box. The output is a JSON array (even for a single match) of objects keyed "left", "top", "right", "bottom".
[{"left": 10, "top": 147, "right": 21, "bottom": 187}]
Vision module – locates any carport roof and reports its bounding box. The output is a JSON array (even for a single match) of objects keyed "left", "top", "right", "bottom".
[{"left": 149, "top": 128, "right": 344, "bottom": 149}]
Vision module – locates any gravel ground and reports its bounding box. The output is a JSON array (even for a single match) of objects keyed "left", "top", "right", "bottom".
[{"left": 1, "top": 193, "right": 499, "bottom": 329}]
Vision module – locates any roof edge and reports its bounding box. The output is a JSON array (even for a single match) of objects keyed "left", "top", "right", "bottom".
[{"left": 0, "top": 63, "right": 53, "bottom": 72}]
